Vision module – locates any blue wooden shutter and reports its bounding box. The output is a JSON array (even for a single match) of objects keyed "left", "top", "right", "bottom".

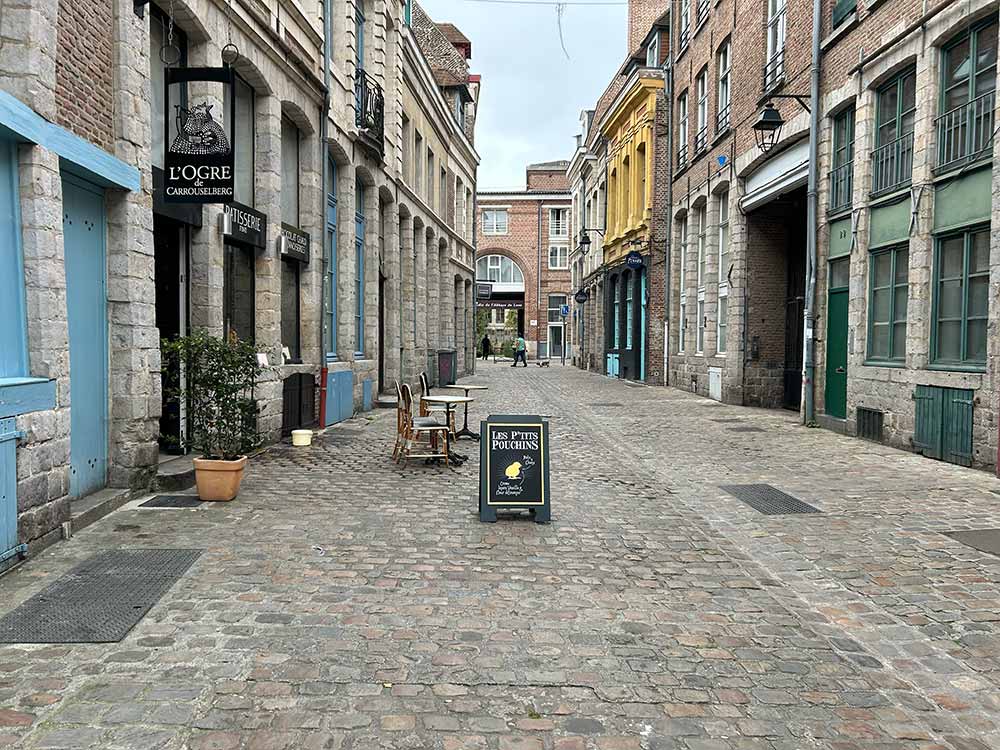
[
  {"left": 0, "top": 140, "right": 28, "bottom": 379},
  {"left": 0, "top": 418, "right": 23, "bottom": 573}
]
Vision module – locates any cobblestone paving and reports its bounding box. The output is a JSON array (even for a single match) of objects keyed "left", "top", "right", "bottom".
[{"left": 2, "top": 362, "right": 1000, "bottom": 749}]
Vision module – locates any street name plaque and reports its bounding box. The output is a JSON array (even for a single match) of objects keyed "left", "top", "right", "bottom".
[{"left": 479, "top": 415, "right": 550, "bottom": 524}]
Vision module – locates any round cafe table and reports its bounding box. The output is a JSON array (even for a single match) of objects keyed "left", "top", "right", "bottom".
[
  {"left": 421, "top": 394, "right": 474, "bottom": 462},
  {"left": 443, "top": 384, "right": 488, "bottom": 440}
]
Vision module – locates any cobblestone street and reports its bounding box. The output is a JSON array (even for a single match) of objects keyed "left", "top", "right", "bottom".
[{"left": 3, "top": 363, "right": 1000, "bottom": 750}]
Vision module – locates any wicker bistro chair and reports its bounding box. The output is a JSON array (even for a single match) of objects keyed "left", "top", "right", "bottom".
[
  {"left": 398, "top": 383, "right": 450, "bottom": 467},
  {"left": 419, "top": 371, "right": 456, "bottom": 434}
]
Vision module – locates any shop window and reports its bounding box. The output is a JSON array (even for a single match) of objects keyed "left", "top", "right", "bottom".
[
  {"left": 281, "top": 260, "right": 301, "bottom": 362},
  {"left": 937, "top": 18, "right": 997, "bottom": 170},
  {"left": 225, "top": 75, "right": 256, "bottom": 206},
  {"left": 482, "top": 209, "right": 508, "bottom": 235},
  {"left": 625, "top": 277, "right": 634, "bottom": 350},
  {"left": 0, "top": 142, "right": 27, "bottom": 379},
  {"left": 149, "top": 5, "right": 187, "bottom": 171},
  {"left": 933, "top": 226, "right": 988, "bottom": 368},
  {"left": 867, "top": 244, "right": 908, "bottom": 363},
  {"left": 224, "top": 244, "right": 255, "bottom": 343}
]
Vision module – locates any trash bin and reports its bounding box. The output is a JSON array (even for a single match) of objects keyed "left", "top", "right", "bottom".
[{"left": 438, "top": 348, "right": 458, "bottom": 386}]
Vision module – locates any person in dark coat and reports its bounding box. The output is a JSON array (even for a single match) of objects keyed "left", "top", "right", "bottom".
[{"left": 481, "top": 334, "right": 492, "bottom": 361}]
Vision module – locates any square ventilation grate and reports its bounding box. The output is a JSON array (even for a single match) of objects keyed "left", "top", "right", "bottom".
[
  {"left": 0, "top": 549, "right": 201, "bottom": 643},
  {"left": 139, "top": 495, "right": 203, "bottom": 508},
  {"left": 720, "top": 484, "right": 821, "bottom": 515}
]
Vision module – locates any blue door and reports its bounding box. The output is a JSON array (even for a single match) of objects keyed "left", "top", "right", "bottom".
[
  {"left": 63, "top": 177, "right": 108, "bottom": 498},
  {"left": 0, "top": 418, "right": 21, "bottom": 574}
]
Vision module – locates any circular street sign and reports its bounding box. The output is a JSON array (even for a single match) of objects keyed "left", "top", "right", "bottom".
[
  {"left": 625, "top": 250, "right": 645, "bottom": 269},
  {"left": 574, "top": 289, "right": 590, "bottom": 304}
]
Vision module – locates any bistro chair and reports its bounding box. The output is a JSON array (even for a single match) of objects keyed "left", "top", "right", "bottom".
[
  {"left": 398, "top": 383, "right": 450, "bottom": 468},
  {"left": 419, "top": 371, "right": 456, "bottom": 433}
]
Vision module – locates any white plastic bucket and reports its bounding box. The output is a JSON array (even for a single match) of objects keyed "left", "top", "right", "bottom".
[{"left": 291, "top": 429, "right": 313, "bottom": 447}]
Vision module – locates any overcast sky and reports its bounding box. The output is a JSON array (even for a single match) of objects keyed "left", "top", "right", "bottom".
[{"left": 418, "top": 0, "right": 628, "bottom": 191}]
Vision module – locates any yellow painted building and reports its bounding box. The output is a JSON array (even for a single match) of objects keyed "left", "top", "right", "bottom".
[{"left": 601, "top": 77, "right": 663, "bottom": 265}]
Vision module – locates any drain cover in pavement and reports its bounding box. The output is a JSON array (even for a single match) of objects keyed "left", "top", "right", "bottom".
[
  {"left": 728, "top": 426, "right": 765, "bottom": 433},
  {"left": 719, "top": 484, "right": 821, "bottom": 515},
  {"left": 944, "top": 529, "right": 1000, "bottom": 557},
  {"left": 139, "top": 495, "right": 203, "bottom": 508},
  {"left": 591, "top": 402, "right": 625, "bottom": 407},
  {"left": 712, "top": 418, "right": 744, "bottom": 423},
  {"left": 0, "top": 549, "right": 201, "bottom": 643}
]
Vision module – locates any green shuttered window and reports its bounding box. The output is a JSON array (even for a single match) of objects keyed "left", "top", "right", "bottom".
[
  {"left": 867, "top": 245, "right": 907, "bottom": 363},
  {"left": 932, "top": 226, "right": 989, "bottom": 368}
]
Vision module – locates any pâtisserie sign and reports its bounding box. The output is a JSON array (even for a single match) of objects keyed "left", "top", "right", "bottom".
[{"left": 164, "top": 67, "right": 235, "bottom": 203}]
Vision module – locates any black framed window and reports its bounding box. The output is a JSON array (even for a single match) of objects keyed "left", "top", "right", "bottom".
[
  {"left": 224, "top": 244, "right": 255, "bottom": 344},
  {"left": 281, "top": 260, "right": 301, "bottom": 362}
]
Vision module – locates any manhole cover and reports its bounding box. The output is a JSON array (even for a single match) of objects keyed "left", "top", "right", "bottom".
[
  {"left": 728, "top": 426, "right": 765, "bottom": 433},
  {"left": 719, "top": 484, "right": 821, "bottom": 515},
  {"left": 140, "top": 495, "right": 202, "bottom": 508},
  {"left": 591, "top": 402, "right": 624, "bottom": 408},
  {"left": 944, "top": 529, "right": 1000, "bottom": 557},
  {"left": 0, "top": 549, "right": 201, "bottom": 643}
]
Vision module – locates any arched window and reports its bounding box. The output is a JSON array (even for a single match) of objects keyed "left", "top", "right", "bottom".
[{"left": 476, "top": 254, "right": 524, "bottom": 291}]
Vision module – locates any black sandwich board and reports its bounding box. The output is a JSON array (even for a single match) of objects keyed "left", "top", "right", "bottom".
[{"left": 479, "top": 415, "right": 550, "bottom": 524}]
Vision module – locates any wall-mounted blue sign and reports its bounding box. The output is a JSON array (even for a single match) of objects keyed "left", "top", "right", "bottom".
[{"left": 625, "top": 250, "right": 645, "bottom": 269}]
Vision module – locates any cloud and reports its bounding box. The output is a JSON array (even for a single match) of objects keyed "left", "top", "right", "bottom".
[{"left": 417, "top": 0, "right": 627, "bottom": 190}]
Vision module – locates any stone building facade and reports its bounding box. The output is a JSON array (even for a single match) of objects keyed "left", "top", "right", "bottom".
[
  {"left": 0, "top": 0, "right": 479, "bottom": 567},
  {"left": 477, "top": 163, "right": 573, "bottom": 360}
]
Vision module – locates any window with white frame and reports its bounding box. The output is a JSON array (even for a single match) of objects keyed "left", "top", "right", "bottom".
[
  {"left": 717, "top": 41, "right": 731, "bottom": 132},
  {"left": 696, "top": 206, "right": 706, "bottom": 353},
  {"left": 765, "top": 0, "right": 786, "bottom": 90},
  {"left": 548, "top": 245, "right": 569, "bottom": 269},
  {"left": 483, "top": 209, "right": 508, "bottom": 235},
  {"left": 717, "top": 191, "right": 730, "bottom": 354},
  {"left": 548, "top": 294, "right": 567, "bottom": 323},
  {"left": 695, "top": 68, "right": 708, "bottom": 153},
  {"left": 549, "top": 207, "right": 569, "bottom": 237},
  {"left": 477, "top": 254, "right": 524, "bottom": 287},
  {"left": 646, "top": 36, "right": 658, "bottom": 67},
  {"left": 678, "top": 216, "right": 688, "bottom": 352}
]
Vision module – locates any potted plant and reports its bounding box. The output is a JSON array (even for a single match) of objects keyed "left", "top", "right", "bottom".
[{"left": 162, "top": 329, "right": 264, "bottom": 501}]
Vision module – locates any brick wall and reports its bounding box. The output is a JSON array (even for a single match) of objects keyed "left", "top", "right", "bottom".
[
  {"left": 526, "top": 170, "right": 569, "bottom": 192},
  {"left": 57, "top": 0, "right": 115, "bottom": 152},
  {"left": 628, "top": 0, "right": 669, "bottom": 53}
]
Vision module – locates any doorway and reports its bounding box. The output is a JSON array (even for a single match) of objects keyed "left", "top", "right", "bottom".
[
  {"left": 824, "top": 258, "right": 849, "bottom": 419},
  {"left": 63, "top": 176, "right": 108, "bottom": 499},
  {"left": 378, "top": 271, "right": 386, "bottom": 393},
  {"left": 154, "top": 216, "right": 188, "bottom": 452},
  {"left": 548, "top": 323, "right": 564, "bottom": 359}
]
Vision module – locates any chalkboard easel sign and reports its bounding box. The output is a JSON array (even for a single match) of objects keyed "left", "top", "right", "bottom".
[{"left": 479, "top": 415, "right": 550, "bottom": 524}]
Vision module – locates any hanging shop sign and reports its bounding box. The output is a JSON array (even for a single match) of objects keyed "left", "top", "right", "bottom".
[
  {"left": 574, "top": 289, "right": 590, "bottom": 304},
  {"left": 476, "top": 282, "right": 493, "bottom": 301},
  {"left": 478, "top": 299, "right": 522, "bottom": 310},
  {"left": 222, "top": 201, "right": 267, "bottom": 249},
  {"left": 164, "top": 66, "right": 236, "bottom": 203},
  {"left": 279, "top": 224, "right": 311, "bottom": 264},
  {"left": 479, "top": 415, "right": 551, "bottom": 524},
  {"left": 625, "top": 250, "right": 645, "bottom": 269}
]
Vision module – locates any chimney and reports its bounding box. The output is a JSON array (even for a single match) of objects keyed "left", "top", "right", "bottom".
[{"left": 628, "top": 0, "right": 667, "bottom": 53}]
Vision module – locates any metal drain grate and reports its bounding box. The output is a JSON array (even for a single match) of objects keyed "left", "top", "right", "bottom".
[
  {"left": 719, "top": 484, "right": 821, "bottom": 515},
  {"left": 0, "top": 549, "right": 201, "bottom": 643},
  {"left": 944, "top": 529, "right": 1000, "bottom": 558},
  {"left": 139, "top": 495, "right": 203, "bottom": 508},
  {"left": 590, "top": 402, "right": 625, "bottom": 408},
  {"left": 728, "top": 426, "right": 765, "bottom": 433}
]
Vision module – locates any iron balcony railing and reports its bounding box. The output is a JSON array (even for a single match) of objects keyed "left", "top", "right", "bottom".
[
  {"left": 678, "top": 23, "right": 690, "bottom": 50},
  {"left": 355, "top": 69, "right": 385, "bottom": 154},
  {"left": 716, "top": 102, "right": 731, "bottom": 134},
  {"left": 935, "top": 90, "right": 996, "bottom": 172},
  {"left": 694, "top": 126, "right": 707, "bottom": 154},
  {"left": 828, "top": 160, "right": 853, "bottom": 213},
  {"left": 696, "top": 0, "right": 709, "bottom": 26},
  {"left": 677, "top": 143, "right": 689, "bottom": 170},
  {"left": 763, "top": 47, "right": 784, "bottom": 92},
  {"left": 871, "top": 132, "right": 913, "bottom": 195}
]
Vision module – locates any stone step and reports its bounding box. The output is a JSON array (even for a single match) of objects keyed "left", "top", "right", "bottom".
[
  {"left": 374, "top": 394, "right": 398, "bottom": 409},
  {"left": 70, "top": 487, "right": 132, "bottom": 535},
  {"left": 154, "top": 455, "right": 197, "bottom": 492}
]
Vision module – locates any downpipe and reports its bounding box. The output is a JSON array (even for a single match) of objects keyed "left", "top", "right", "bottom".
[{"left": 803, "top": 0, "right": 821, "bottom": 425}]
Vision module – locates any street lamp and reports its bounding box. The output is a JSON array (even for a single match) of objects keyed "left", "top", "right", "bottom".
[
  {"left": 577, "top": 227, "right": 605, "bottom": 254},
  {"left": 752, "top": 102, "right": 784, "bottom": 153}
]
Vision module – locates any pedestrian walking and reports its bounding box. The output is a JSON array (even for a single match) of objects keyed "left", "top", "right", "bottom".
[
  {"left": 481, "top": 334, "right": 492, "bottom": 361},
  {"left": 511, "top": 334, "right": 528, "bottom": 367}
]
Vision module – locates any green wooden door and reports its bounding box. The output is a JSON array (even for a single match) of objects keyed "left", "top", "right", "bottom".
[
  {"left": 824, "top": 259, "right": 849, "bottom": 419},
  {"left": 914, "top": 385, "right": 974, "bottom": 466}
]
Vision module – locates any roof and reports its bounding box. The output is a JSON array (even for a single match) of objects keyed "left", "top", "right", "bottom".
[
  {"left": 437, "top": 23, "right": 471, "bottom": 46},
  {"left": 431, "top": 67, "right": 468, "bottom": 88},
  {"left": 526, "top": 160, "right": 570, "bottom": 171}
]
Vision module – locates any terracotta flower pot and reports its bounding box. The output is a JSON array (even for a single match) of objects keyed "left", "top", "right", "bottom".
[{"left": 193, "top": 456, "right": 248, "bottom": 502}]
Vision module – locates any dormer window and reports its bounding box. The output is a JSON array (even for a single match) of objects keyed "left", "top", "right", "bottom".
[{"left": 645, "top": 36, "right": 658, "bottom": 67}]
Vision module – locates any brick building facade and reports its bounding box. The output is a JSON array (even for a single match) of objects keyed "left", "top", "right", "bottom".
[
  {"left": 0, "top": 0, "right": 480, "bottom": 569},
  {"left": 477, "top": 163, "right": 573, "bottom": 360}
]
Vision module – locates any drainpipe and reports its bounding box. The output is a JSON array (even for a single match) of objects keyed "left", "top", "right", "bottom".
[
  {"left": 472, "top": 192, "right": 478, "bottom": 375},
  {"left": 803, "top": 0, "right": 821, "bottom": 424},
  {"left": 537, "top": 202, "right": 542, "bottom": 357},
  {"left": 319, "top": 0, "right": 332, "bottom": 424},
  {"left": 662, "top": 33, "right": 673, "bottom": 388}
]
